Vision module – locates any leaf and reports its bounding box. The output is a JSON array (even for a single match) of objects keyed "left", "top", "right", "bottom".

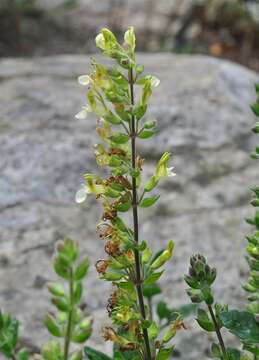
[
  {"left": 148, "top": 322, "right": 159, "bottom": 339},
  {"left": 220, "top": 310, "right": 259, "bottom": 343},
  {"left": 47, "top": 283, "right": 65, "bottom": 297},
  {"left": 196, "top": 309, "right": 215, "bottom": 332},
  {"left": 44, "top": 314, "right": 63, "bottom": 337},
  {"left": 143, "top": 284, "right": 162, "bottom": 298},
  {"left": 140, "top": 195, "right": 160, "bottom": 208},
  {"left": 73, "top": 282, "right": 83, "bottom": 304},
  {"left": 211, "top": 343, "right": 221, "bottom": 358},
  {"left": 144, "top": 271, "right": 164, "bottom": 285},
  {"left": 133, "top": 104, "right": 147, "bottom": 120},
  {"left": 84, "top": 346, "right": 112, "bottom": 360},
  {"left": 251, "top": 103, "right": 259, "bottom": 116},
  {"left": 138, "top": 130, "right": 156, "bottom": 139},
  {"left": 51, "top": 297, "right": 70, "bottom": 312},
  {"left": 74, "top": 258, "right": 90, "bottom": 281},
  {"left": 157, "top": 301, "right": 173, "bottom": 321},
  {"left": 104, "top": 112, "right": 121, "bottom": 125},
  {"left": 226, "top": 348, "right": 242, "bottom": 360},
  {"left": 72, "top": 329, "right": 92, "bottom": 343},
  {"left": 156, "top": 346, "right": 174, "bottom": 360},
  {"left": 110, "top": 133, "right": 129, "bottom": 144},
  {"left": 17, "top": 348, "right": 29, "bottom": 360},
  {"left": 115, "top": 202, "right": 131, "bottom": 212}
]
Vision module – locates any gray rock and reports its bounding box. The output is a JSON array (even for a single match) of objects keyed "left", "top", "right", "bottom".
[{"left": 0, "top": 54, "right": 258, "bottom": 359}]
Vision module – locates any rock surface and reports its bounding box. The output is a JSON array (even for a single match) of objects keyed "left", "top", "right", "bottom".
[{"left": 0, "top": 54, "right": 258, "bottom": 359}]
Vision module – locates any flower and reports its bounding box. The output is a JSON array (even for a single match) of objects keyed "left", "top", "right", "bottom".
[
  {"left": 78, "top": 75, "right": 90, "bottom": 86},
  {"left": 168, "top": 166, "right": 176, "bottom": 177},
  {"left": 75, "top": 184, "right": 90, "bottom": 203},
  {"left": 75, "top": 106, "right": 90, "bottom": 120},
  {"left": 156, "top": 152, "right": 176, "bottom": 178},
  {"left": 150, "top": 76, "right": 160, "bottom": 88}
]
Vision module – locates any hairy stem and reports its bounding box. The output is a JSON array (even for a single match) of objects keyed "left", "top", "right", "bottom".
[
  {"left": 128, "top": 68, "right": 152, "bottom": 360},
  {"left": 64, "top": 268, "right": 74, "bottom": 360},
  {"left": 207, "top": 304, "right": 227, "bottom": 359}
]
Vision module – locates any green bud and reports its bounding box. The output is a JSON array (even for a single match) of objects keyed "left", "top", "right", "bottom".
[
  {"left": 44, "top": 314, "right": 63, "bottom": 337},
  {"left": 144, "top": 176, "right": 159, "bottom": 192},
  {"left": 51, "top": 297, "right": 70, "bottom": 312},
  {"left": 202, "top": 287, "right": 214, "bottom": 305},
  {"left": 41, "top": 341, "right": 62, "bottom": 360},
  {"left": 72, "top": 328, "right": 92, "bottom": 343},
  {"left": 74, "top": 258, "right": 90, "bottom": 281},
  {"left": 251, "top": 198, "right": 259, "bottom": 207},
  {"left": 124, "top": 27, "right": 135, "bottom": 51},
  {"left": 47, "top": 283, "right": 65, "bottom": 297},
  {"left": 151, "top": 241, "right": 174, "bottom": 270}
]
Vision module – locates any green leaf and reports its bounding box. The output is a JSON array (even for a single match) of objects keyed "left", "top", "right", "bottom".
[
  {"left": 144, "top": 271, "right": 164, "bottom": 285},
  {"left": 110, "top": 133, "right": 129, "bottom": 144},
  {"left": 157, "top": 301, "right": 173, "bottom": 321},
  {"left": 138, "top": 130, "right": 156, "bottom": 139},
  {"left": 156, "top": 346, "right": 174, "bottom": 360},
  {"left": 143, "top": 283, "right": 162, "bottom": 298},
  {"left": 196, "top": 308, "right": 215, "bottom": 332},
  {"left": 144, "top": 176, "right": 159, "bottom": 192},
  {"left": 140, "top": 195, "right": 160, "bottom": 208},
  {"left": 41, "top": 341, "right": 62, "bottom": 360},
  {"left": 47, "top": 283, "right": 65, "bottom": 297},
  {"left": 143, "top": 120, "right": 156, "bottom": 129},
  {"left": 104, "top": 112, "right": 121, "bottom": 125},
  {"left": 73, "top": 282, "right": 83, "bottom": 304},
  {"left": 220, "top": 310, "right": 259, "bottom": 343},
  {"left": 53, "top": 257, "right": 70, "bottom": 279},
  {"left": 51, "top": 297, "right": 70, "bottom": 312},
  {"left": 148, "top": 321, "right": 159, "bottom": 339},
  {"left": 133, "top": 104, "right": 147, "bottom": 120},
  {"left": 115, "top": 202, "right": 131, "bottom": 212},
  {"left": 44, "top": 314, "right": 63, "bottom": 337},
  {"left": 17, "top": 348, "right": 29, "bottom": 360},
  {"left": 101, "top": 272, "right": 125, "bottom": 281},
  {"left": 211, "top": 343, "right": 221, "bottom": 358},
  {"left": 251, "top": 103, "right": 259, "bottom": 116},
  {"left": 74, "top": 258, "right": 90, "bottom": 281},
  {"left": 72, "top": 329, "right": 92, "bottom": 343},
  {"left": 84, "top": 346, "right": 112, "bottom": 360},
  {"left": 226, "top": 348, "right": 242, "bottom": 360}
]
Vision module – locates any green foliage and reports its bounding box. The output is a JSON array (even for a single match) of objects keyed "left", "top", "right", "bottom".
[
  {"left": 84, "top": 347, "right": 112, "bottom": 360},
  {"left": 42, "top": 238, "right": 92, "bottom": 360},
  {"left": 0, "top": 312, "right": 19, "bottom": 358},
  {"left": 220, "top": 310, "right": 259, "bottom": 344}
]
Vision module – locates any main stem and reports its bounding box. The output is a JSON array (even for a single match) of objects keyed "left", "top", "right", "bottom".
[
  {"left": 207, "top": 304, "right": 228, "bottom": 359},
  {"left": 129, "top": 68, "right": 152, "bottom": 360},
  {"left": 64, "top": 268, "right": 74, "bottom": 360}
]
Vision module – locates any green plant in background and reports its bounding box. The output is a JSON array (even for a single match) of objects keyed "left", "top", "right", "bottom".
[
  {"left": 75, "top": 27, "right": 183, "bottom": 360},
  {"left": 185, "top": 85, "right": 259, "bottom": 360},
  {"left": 0, "top": 238, "right": 92, "bottom": 360},
  {"left": 42, "top": 238, "right": 92, "bottom": 360}
]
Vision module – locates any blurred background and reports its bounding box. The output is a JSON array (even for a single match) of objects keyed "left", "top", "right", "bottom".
[
  {"left": 1, "top": 1, "right": 259, "bottom": 359},
  {"left": 1, "top": 0, "right": 259, "bottom": 70}
]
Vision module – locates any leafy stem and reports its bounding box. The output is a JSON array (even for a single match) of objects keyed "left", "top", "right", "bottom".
[
  {"left": 207, "top": 304, "right": 227, "bottom": 360},
  {"left": 128, "top": 67, "right": 152, "bottom": 360}
]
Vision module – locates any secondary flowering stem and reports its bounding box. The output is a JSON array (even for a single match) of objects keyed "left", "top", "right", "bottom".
[
  {"left": 129, "top": 68, "right": 152, "bottom": 360},
  {"left": 207, "top": 304, "right": 227, "bottom": 360}
]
